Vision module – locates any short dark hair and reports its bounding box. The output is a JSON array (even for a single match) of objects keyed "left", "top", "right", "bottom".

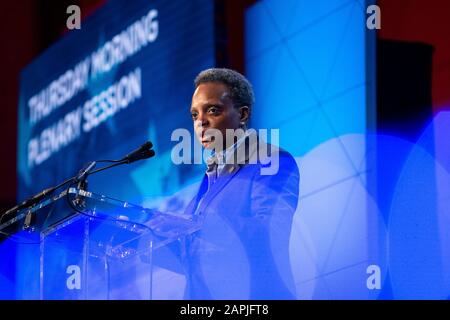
[{"left": 194, "top": 68, "right": 255, "bottom": 115}]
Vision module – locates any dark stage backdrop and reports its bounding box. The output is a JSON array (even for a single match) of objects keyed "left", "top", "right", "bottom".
[{"left": 17, "top": 0, "right": 215, "bottom": 207}]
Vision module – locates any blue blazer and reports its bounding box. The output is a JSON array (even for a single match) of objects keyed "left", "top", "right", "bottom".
[{"left": 183, "top": 132, "right": 300, "bottom": 299}]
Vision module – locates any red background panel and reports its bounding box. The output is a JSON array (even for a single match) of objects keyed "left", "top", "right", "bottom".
[{"left": 378, "top": 0, "right": 450, "bottom": 111}]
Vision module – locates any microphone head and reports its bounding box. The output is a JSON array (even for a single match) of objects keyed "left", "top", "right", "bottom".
[
  {"left": 141, "top": 149, "right": 156, "bottom": 159},
  {"left": 126, "top": 149, "right": 155, "bottom": 164},
  {"left": 123, "top": 141, "right": 155, "bottom": 163},
  {"left": 141, "top": 141, "right": 153, "bottom": 150}
]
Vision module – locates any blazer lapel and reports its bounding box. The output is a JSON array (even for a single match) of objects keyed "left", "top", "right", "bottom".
[
  {"left": 184, "top": 175, "right": 209, "bottom": 216},
  {"left": 197, "top": 131, "right": 260, "bottom": 214},
  {"left": 197, "top": 163, "right": 241, "bottom": 213}
]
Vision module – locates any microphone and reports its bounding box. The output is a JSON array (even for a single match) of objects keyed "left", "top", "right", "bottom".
[
  {"left": 3, "top": 186, "right": 56, "bottom": 217},
  {"left": 2, "top": 141, "right": 155, "bottom": 220},
  {"left": 132, "top": 148, "right": 155, "bottom": 162},
  {"left": 122, "top": 141, "right": 153, "bottom": 163}
]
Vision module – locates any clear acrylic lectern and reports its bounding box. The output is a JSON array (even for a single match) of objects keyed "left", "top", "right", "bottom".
[{"left": 0, "top": 188, "right": 200, "bottom": 299}]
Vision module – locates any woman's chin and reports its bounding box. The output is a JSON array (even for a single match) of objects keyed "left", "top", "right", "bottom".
[{"left": 202, "top": 141, "right": 215, "bottom": 149}]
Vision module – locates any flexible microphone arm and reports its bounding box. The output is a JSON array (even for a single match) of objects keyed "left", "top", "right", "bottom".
[
  {"left": 89, "top": 149, "right": 155, "bottom": 176},
  {"left": 1, "top": 141, "right": 155, "bottom": 220}
]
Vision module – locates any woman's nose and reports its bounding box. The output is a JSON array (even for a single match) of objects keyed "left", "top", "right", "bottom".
[{"left": 196, "top": 114, "right": 208, "bottom": 127}]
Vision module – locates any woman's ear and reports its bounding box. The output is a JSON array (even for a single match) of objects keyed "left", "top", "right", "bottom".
[{"left": 239, "top": 106, "right": 250, "bottom": 123}]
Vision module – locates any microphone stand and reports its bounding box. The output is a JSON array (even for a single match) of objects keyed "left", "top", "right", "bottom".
[{"left": 1, "top": 142, "right": 155, "bottom": 224}]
